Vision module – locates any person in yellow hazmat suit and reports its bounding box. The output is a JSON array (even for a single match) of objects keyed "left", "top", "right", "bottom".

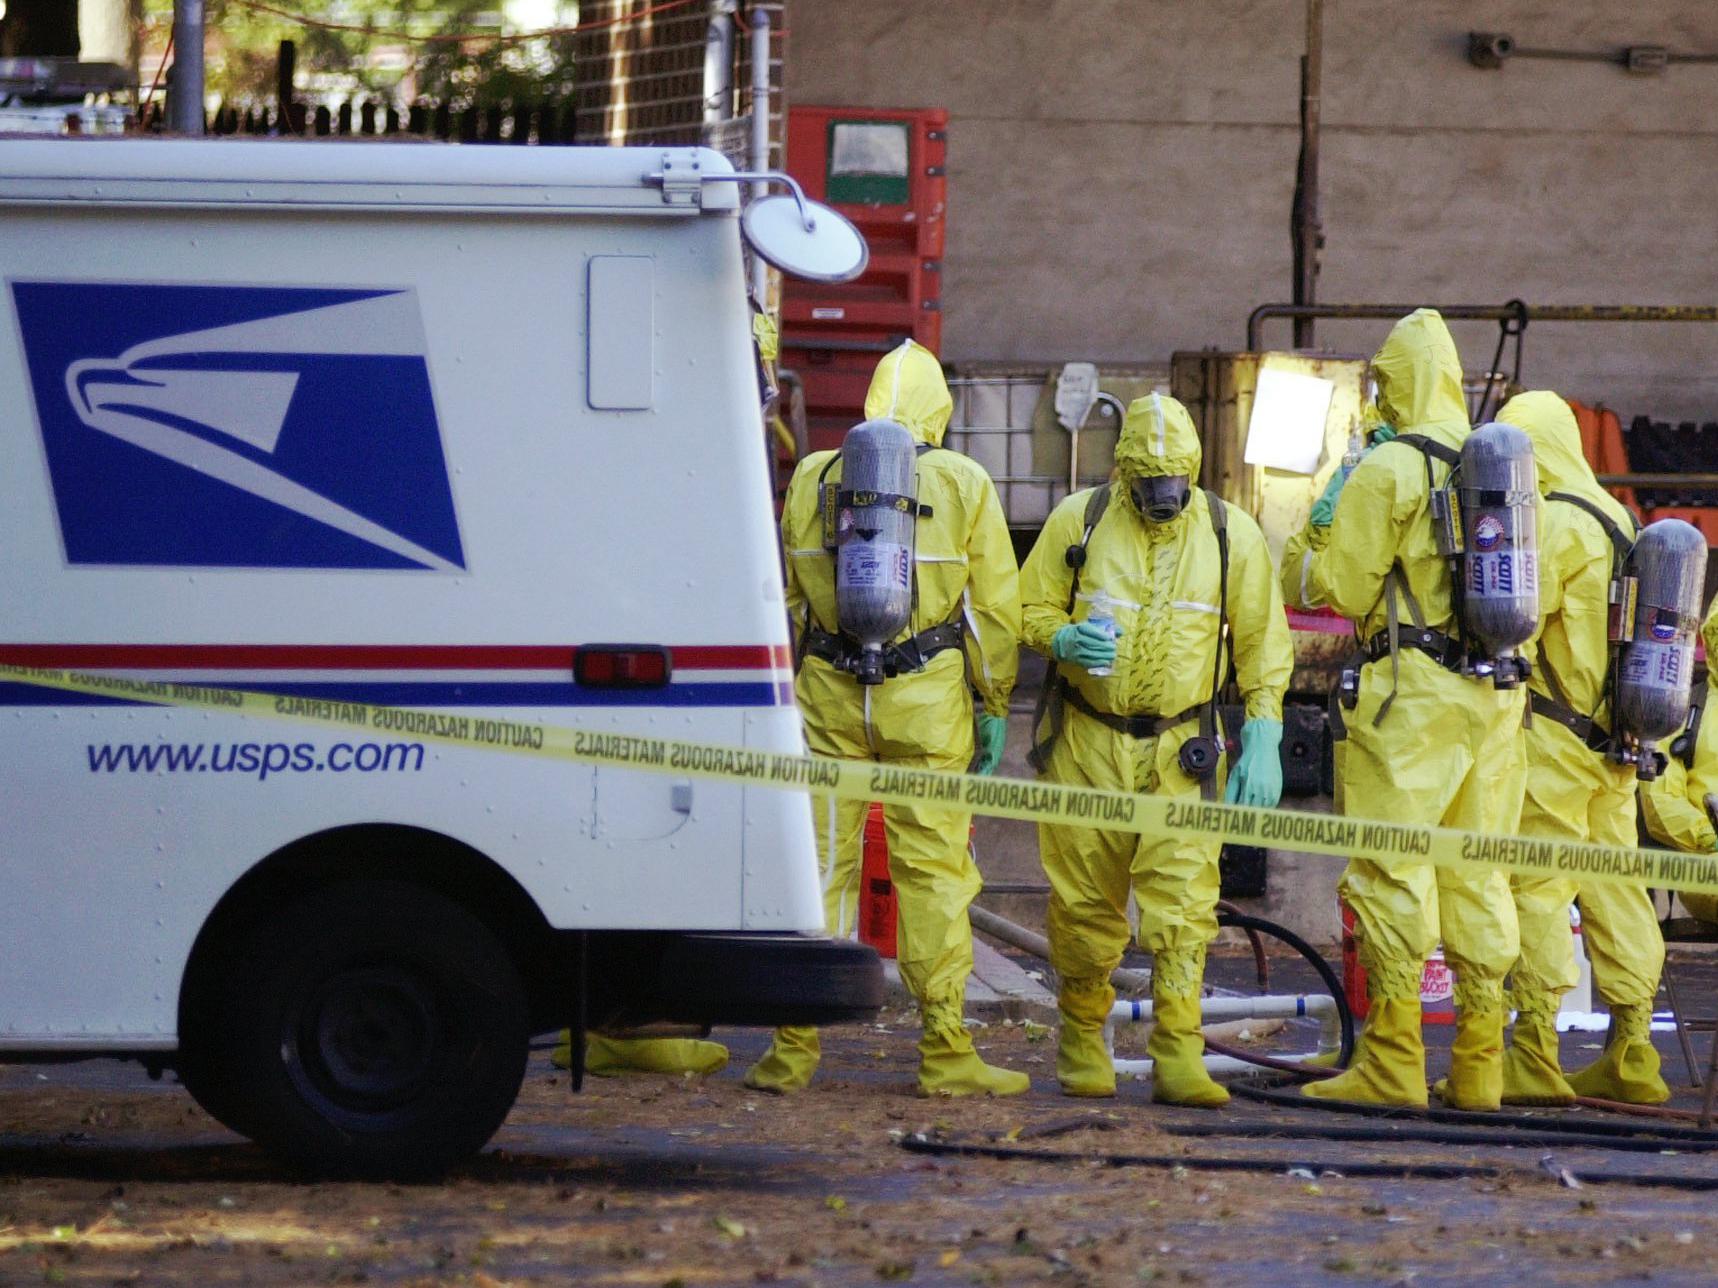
[
  {"left": 1278, "top": 309, "right": 1523, "bottom": 1110},
  {"left": 1641, "top": 605, "right": 1718, "bottom": 930},
  {"left": 1020, "top": 393, "right": 1293, "bottom": 1106},
  {"left": 744, "top": 339, "right": 1025, "bottom": 1097},
  {"left": 550, "top": 1032, "right": 729, "bottom": 1078},
  {"left": 1491, "top": 391, "right": 1669, "bottom": 1106}
]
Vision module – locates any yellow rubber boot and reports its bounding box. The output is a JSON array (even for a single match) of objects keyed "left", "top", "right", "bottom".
[
  {"left": 916, "top": 996, "right": 1030, "bottom": 1098},
  {"left": 1146, "top": 949, "right": 1227, "bottom": 1109},
  {"left": 742, "top": 1026, "right": 821, "bottom": 1094},
  {"left": 1500, "top": 990, "right": 1576, "bottom": 1107},
  {"left": 550, "top": 1033, "right": 729, "bottom": 1077},
  {"left": 1566, "top": 1004, "right": 1670, "bottom": 1104},
  {"left": 1056, "top": 976, "right": 1117, "bottom": 1098},
  {"left": 1442, "top": 993, "right": 1505, "bottom": 1112},
  {"left": 1303, "top": 995, "right": 1428, "bottom": 1107}
]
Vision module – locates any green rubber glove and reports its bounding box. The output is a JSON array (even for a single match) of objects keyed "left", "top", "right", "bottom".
[
  {"left": 976, "top": 713, "right": 1007, "bottom": 775},
  {"left": 1311, "top": 425, "right": 1394, "bottom": 528},
  {"left": 1309, "top": 469, "right": 1347, "bottom": 528},
  {"left": 1224, "top": 718, "right": 1284, "bottom": 809},
  {"left": 1051, "top": 622, "right": 1119, "bottom": 671}
]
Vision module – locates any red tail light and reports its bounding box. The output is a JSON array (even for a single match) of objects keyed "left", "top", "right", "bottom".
[{"left": 574, "top": 645, "right": 672, "bottom": 689}]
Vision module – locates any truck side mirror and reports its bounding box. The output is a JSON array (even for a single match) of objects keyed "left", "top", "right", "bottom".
[{"left": 741, "top": 192, "right": 869, "bottom": 284}]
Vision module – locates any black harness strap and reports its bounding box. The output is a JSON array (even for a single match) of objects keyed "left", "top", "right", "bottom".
[
  {"left": 1672, "top": 689, "right": 1706, "bottom": 770},
  {"left": 1369, "top": 435, "right": 1461, "bottom": 725},
  {"left": 1531, "top": 491, "right": 1642, "bottom": 756},
  {"left": 1027, "top": 486, "right": 1231, "bottom": 796},
  {"left": 797, "top": 442, "right": 955, "bottom": 678},
  {"left": 1201, "top": 495, "right": 1232, "bottom": 802},
  {"left": 1027, "top": 484, "right": 1112, "bottom": 772}
]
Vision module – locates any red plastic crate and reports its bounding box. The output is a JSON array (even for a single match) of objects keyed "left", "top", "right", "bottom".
[{"left": 782, "top": 105, "right": 949, "bottom": 454}]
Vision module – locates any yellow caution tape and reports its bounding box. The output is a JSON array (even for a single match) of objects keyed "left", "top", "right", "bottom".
[{"left": 6, "top": 661, "right": 1718, "bottom": 896}]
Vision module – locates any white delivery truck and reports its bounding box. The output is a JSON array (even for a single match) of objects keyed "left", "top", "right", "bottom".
[{"left": 0, "top": 139, "right": 881, "bottom": 1175}]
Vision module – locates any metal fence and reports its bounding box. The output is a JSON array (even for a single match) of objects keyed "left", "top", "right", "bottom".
[{"left": 154, "top": 0, "right": 785, "bottom": 169}]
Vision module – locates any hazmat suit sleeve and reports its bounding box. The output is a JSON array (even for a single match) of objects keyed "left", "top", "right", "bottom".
[
  {"left": 779, "top": 455, "right": 822, "bottom": 640},
  {"left": 1018, "top": 496, "right": 1088, "bottom": 657},
  {"left": 1226, "top": 512, "right": 1293, "bottom": 722},
  {"left": 1641, "top": 751, "right": 1716, "bottom": 854},
  {"left": 1309, "top": 452, "right": 1411, "bottom": 625},
  {"left": 1543, "top": 523, "right": 1611, "bottom": 696},
  {"left": 1278, "top": 522, "right": 1332, "bottom": 611},
  {"left": 962, "top": 470, "right": 1022, "bottom": 718}
]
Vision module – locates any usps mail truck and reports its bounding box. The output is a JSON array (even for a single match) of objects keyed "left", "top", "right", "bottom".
[{"left": 0, "top": 139, "right": 881, "bottom": 1175}]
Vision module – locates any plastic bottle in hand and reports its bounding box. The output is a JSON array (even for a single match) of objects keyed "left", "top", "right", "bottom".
[
  {"left": 1340, "top": 423, "right": 1366, "bottom": 479},
  {"left": 1078, "top": 589, "right": 1120, "bottom": 678}
]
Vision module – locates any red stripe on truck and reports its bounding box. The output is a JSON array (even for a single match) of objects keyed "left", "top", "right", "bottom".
[{"left": 0, "top": 644, "right": 792, "bottom": 671}]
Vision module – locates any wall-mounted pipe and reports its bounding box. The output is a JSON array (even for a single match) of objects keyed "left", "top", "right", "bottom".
[
  {"left": 1468, "top": 31, "right": 1718, "bottom": 75},
  {"left": 1247, "top": 302, "right": 1718, "bottom": 352},
  {"left": 702, "top": 0, "right": 736, "bottom": 126},
  {"left": 170, "top": 0, "right": 205, "bottom": 136},
  {"left": 1290, "top": 0, "right": 1323, "bottom": 348}
]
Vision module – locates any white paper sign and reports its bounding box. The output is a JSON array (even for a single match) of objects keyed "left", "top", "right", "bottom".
[{"left": 1244, "top": 368, "right": 1336, "bottom": 474}]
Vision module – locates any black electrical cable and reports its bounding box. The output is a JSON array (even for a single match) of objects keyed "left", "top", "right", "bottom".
[
  {"left": 899, "top": 1132, "right": 1718, "bottom": 1191},
  {"left": 1159, "top": 1118, "right": 1718, "bottom": 1155},
  {"left": 1212, "top": 910, "right": 1357, "bottom": 1069},
  {"left": 1231, "top": 1082, "right": 1718, "bottom": 1142},
  {"left": 990, "top": 1107, "right": 1718, "bottom": 1154},
  {"left": 904, "top": 1131, "right": 1500, "bottom": 1182}
]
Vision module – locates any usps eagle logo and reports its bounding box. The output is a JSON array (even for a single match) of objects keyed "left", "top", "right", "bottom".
[{"left": 13, "top": 282, "right": 464, "bottom": 571}]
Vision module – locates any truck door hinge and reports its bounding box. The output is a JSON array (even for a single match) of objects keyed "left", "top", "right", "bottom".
[{"left": 655, "top": 152, "right": 706, "bottom": 207}]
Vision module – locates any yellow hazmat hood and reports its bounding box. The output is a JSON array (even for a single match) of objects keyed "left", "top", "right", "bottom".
[
  {"left": 1371, "top": 308, "right": 1469, "bottom": 444},
  {"left": 863, "top": 340, "right": 952, "bottom": 447},
  {"left": 1497, "top": 391, "right": 1631, "bottom": 530},
  {"left": 1114, "top": 392, "right": 1201, "bottom": 482}
]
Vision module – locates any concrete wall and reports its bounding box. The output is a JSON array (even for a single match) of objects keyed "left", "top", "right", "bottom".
[{"left": 788, "top": 1, "right": 1718, "bottom": 421}]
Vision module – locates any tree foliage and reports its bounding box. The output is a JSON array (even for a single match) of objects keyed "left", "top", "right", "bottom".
[{"left": 141, "top": 1, "right": 579, "bottom": 107}]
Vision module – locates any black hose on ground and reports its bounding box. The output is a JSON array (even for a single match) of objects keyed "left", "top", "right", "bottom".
[
  {"left": 1230, "top": 1082, "right": 1718, "bottom": 1141},
  {"left": 1574, "top": 1095, "right": 1718, "bottom": 1124},
  {"left": 899, "top": 1132, "right": 1718, "bottom": 1191},
  {"left": 985, "top": 1108, "right": 1718, "bottom": 1155},
  {"left": 1159, "top": 1118, "right": 1718, "bottom": 1154}
]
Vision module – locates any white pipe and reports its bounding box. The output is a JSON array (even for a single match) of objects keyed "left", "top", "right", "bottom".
[
  {"left": 1108, "top": 994, "right": 1341, "bottom": 1025},
  {"left": 1114, "top": 1055, "right": 1273, "bottom": 1079},
  {"left": 702, "top": 0, "right": 736, "bottom": 127},
  {"left": 1106, "top": 993, "right": 1343, "bottom": 1078},
  {"left": 747, "top": 5, "right": 771, "bottom": 302}
]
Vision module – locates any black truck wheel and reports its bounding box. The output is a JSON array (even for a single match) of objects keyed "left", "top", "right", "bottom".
[{"left": 177, "top": 879, "right": 528, "bottom": 1178}]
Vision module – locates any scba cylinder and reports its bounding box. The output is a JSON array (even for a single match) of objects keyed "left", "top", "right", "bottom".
[
  {"left": 835, "top": 418, "right": 917, "bottom": 685},
  {"left": 1616, "top": 518, "right": 1707, "bottom": 772},
  {"left": 1459, "top": 422, "right": 1540, "bottom": 668}
]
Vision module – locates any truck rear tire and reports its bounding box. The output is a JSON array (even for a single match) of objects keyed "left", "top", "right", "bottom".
[{"left": 177, "top": 879, "right": 528, "bottom": 1178}]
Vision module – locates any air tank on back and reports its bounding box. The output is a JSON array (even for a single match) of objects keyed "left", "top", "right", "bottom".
[
  {"left": 1458, "top": 421, "right": 1540, "bottom": 683},
  {"left": 835, "top": 418, "right": 918, "bottom": 686},
  {"left": 1615, "top": 518, "right": 1706, "bottom": 778}
]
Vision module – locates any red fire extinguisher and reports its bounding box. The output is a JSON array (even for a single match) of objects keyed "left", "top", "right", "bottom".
[
  {"left": 859, "top": 803, "right": 979, "bottom": 959},
  {"left": 860, "top": 803, "right": 898, "bottom": 958}
]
